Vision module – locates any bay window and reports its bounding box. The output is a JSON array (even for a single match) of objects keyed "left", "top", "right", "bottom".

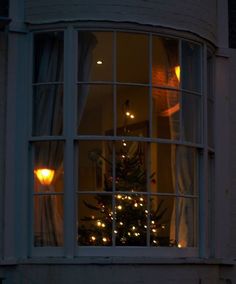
[{"left": 30, "top": 28, "right": 210, "bottom": 256}]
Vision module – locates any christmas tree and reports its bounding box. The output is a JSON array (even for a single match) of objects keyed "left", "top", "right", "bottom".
[{"left": 78, "top": 140, "right": 169, "bottom": 246}]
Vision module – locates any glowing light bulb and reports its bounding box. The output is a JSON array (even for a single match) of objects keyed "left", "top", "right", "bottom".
[
  {"left": 175, "top": 65, "right": 180, "bottom": 82},
  {"left": 114, "top": 230, "right": 118, "bottom": 234},
  {"left": 117, "top": 205, "right": 122, "bottom": 210},
  {"left": 130, "top": 114, "right": 135, "bottom": 119},
  {"left": 153, "top": 240, "right": 157, "bottom": 244},
  {"left": 101, "top": 223, "right": 106, "bottom": 228},
  {"left": 102, "top": 237, "right": 107, "bottom": 243},
  {"left": 134, "top": 203, "right": 138, "bottom": 207},
  {"left": 97, "top": 221, "right": 102, "bottom": 227},
  {"left": 140, "top": 203, "right": 143, "bottom": 207},
  {"left": 161, "top": 225, "right": 165, "bottom": 229},
  {"left": 97, "top": 60, "right": 103, "bottom": 65},
  {"left": 145, "top": 210, "right": 148, "bottom": 214},
  {"left": 123, "top": 142, "right": 127, "bottom": 147},
  {"left": 144, "top": 225, "right": 147, "bottom": 229},
  {"left": 132, "top": 226, "right": 136, "bottom": 230},
  {"left": 152, "top": 229, "right": 157, "bottom": 233},
  {"left": 34, "top": 168, "right": 55, "bottom": 186},
  {"left": 122, "top": 155, "right": 126, "bottom": 159},
  {"left": 151, "top": 221, "right": 155, "bottom": 224},
  {"left": 117, "top": 195, "right": 122, "bottom": 199},
  {"left": 119, "top": 222, "right": 123, "bottom": 226},
  {"left": 178, "top": 243, "right": 182, "bottom": 248},
  {"left": 128, "top": 196, "right": 132, "bottom": 200},
  {"left": 91, "top": 236, "right": 96, "bottom": 241},
  {"left": 126, "top": 111, "right": 130, "bottom": 116},
  {"left": 139, "top": 197, "right": 144, "bottom": 202},
  {"left": 128, "top": 232, "right": 131, "bottom": 236}
]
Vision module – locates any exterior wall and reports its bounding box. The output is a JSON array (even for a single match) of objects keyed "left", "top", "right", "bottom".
[
  {"left": 229, "top": 50, "right": 236, "bottom": 257},
  {"left": 0, "top": 263, "right": 221, "bottom": 284},
  {"left": 24, "top": 0, "right": 217, "bottom": 44},
  {"left": 0, "top": 31, "right": 7, "bottom": 261}
]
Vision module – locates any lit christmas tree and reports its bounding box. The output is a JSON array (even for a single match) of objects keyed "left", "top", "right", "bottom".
[{"left": 78, "top": 141, "right": 169, "bottom": 246}]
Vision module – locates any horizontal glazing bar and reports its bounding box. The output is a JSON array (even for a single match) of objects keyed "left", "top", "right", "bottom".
[
  {"left": 76, "top": 191, "right": 198, "bottom": 198},
  {"left": 29, "top": 136, "right": 65, "bottom": 141},
  {"left": 33, "top": 192, "right": 64, "bottom": 196},
  {"left": 76, "top": 81, "right": 202, "bottom": 96},
  {"left": 32, "top": 82, "right": 64, "bottom": 86}
]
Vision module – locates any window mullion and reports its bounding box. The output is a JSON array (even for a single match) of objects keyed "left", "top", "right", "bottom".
[
  {"left": 64, "top": 26, "right": 77, "bottom": 258},
  {"left": 199, "top": 44, "right": 208, "bottom": 258}
]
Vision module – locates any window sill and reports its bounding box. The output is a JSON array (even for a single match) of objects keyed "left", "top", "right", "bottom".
[{"left": 0, "top": 257, "right": 235, "bottom": 266}]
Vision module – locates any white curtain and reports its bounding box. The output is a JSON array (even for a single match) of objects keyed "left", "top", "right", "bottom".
[{"left": 34, "top": 33, "right": 64, "bottom": 246}]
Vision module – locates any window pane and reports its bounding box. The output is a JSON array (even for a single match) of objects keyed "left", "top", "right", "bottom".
[
  {"left": 33, "top": 141, "right": 64, "bottom": 193},
  {"left": 115, "top": 141, "right": 148, "bottom": 192},
  {"left": 77, "top": 194, "right": 112, "bottom": 246},
  {"left": 177, "top": 146, "right": 198, "bottom": 195},
  {"left": 117, "top": 86, "right": 149, "bottom": 135},
  {"left": 34, "top": 195, "right": 64, "bottom": 246},
  {"left": 77, "top": 84, "right": 113, "bottom": 135},
  {"left": 150, "top": 143, "right": 176, "bottom": 194},
  {"left": 77, "top": 140, "right": 113, "bottom": 192},
  {"left": 150, "top": 196, "right": 176, "bottom": 247},
  {"left": 152, "top": 89, "right": 180, "bottom": 139},
  {"left": 115, "top": 194, "right": 147, "bottom": 246},
  {"left": 177, "top": 197, "right": 197, "bottom": 247},
  {"left": 34, "top": 32, "right": 64, "bottom": 83},
  {"left": 78, "top": 31, "right": 113, "bottom": 82},
  {"left": 182, "top": 42, "right": 201, "bottom": 92},
  {"left": 117, "top": 32, "right": 149, "bottom": 84},
  {"left": 33, "top": 85, "right": 63, "bottom": 136},
  {"left": 182, "top": 93, "right": 202, "bottom": 143},
  {"left": 152, "top": 37, "right": 180, "bottom": 88}
]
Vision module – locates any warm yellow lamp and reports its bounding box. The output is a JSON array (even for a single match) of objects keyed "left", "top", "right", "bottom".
[
  {"left": 175, "top": 65, "right": 180, "bottom": 82},
  {"left": 34, "top": 168, "right": 55, "bottom": 186}
]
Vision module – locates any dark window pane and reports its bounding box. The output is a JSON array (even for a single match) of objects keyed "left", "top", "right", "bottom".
[
  {"left": 34, "top": 195, "right": 64, "bottom": 247},
  {"left": 34, "top": 32, "right": 64, "bottom": 83},
  {"left": 150, "top": 144, "right": 176, "bottom": 194},
  {"left": 77, "top": 140, "right": 113, "bottom": 192},
  {"left": 150, "top": 196, "right": 176, "bottom": 247},
  {"left": 152, "top": 89, "right": 180, "bottom": 139},
  {"left": 177, "top": 197, "right": 198, "bottom": 247},
  {"left": 78, "top": 31, "right": 113, "bottom": 82},
  {"left": 117, "top": 32, "right": 149, "bottom": 84},
  {"left": 182, "top": 42, "right": 201, "bottom": 92},
  {"left": 115, "top": 141, "right": 148, "bottom": 192},
  {"left": 182, "top": 93, "right": 202, "bottom": 143},
  {"left": 77, "top": 194, "right": 112, "bottom": 246},
  {"left": 33, "top": 85, "right": 63, "bottom": 136},
  {"left": 117, "top": 86, "right": 149, "bottom": 135},
  {"left": 177, "top": 146, "right": 198, "bottom": 195},
  {"left": 77, "top": 84, "right": 113, "bottom": 135},
  {"left": 152, "top": 37, "right": 180, "bottom": 88}
]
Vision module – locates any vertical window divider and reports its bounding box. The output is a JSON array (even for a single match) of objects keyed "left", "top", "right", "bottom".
[
  {"left": 112, "top": 31, "right": 117, "bottom": 247},
  {"left": 199, "top": 44, "right": 208, "bottom": 258},
  {"left": 175, "top": 145, "right": 179, "bottom": 247},
  {"left": 179, "top": 40, "right": 183, "bottom": 142},
  {"left": 64, "top": 26, "right": 77, "bottom": 258},
  {"left": 147, "top": 33, "right": 153, "bottom": 247},
  {"left": 28, "top": 32, "right": 34, "bottom": 257}
]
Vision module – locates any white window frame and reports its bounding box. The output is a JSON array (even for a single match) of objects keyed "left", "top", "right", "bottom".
[{"left": 27, "top": 23, "right": 214, "bottom": 259}]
